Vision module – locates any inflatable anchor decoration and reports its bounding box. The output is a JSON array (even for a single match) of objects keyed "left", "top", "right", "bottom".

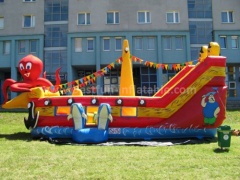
[{"left": 24, "top": 102, "right": 39, "bottom": 130}]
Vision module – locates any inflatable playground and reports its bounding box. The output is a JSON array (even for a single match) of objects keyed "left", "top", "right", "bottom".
[{"left": 1, "top": 40, "right": 227, "bottom": 143}]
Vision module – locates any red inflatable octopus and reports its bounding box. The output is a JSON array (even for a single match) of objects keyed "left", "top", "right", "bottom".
[{"left": 2, "top": 54, "right": 60, "bottom": 103}]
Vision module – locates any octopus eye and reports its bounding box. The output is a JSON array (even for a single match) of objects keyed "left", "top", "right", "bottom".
[
  {"left": 26, "top": 62, "right": 32, "bottom": 70},
  {"left": 19, "top": 63, "right": 24, "bottom": 71}
]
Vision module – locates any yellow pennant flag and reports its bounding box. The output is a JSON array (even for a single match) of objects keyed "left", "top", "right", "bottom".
[
  {"left": 110, "top": 63, "right": 115, "bottom": 68},
  {"left": 149, "top": 62, "right": 154, "bottom": 67},
  {"left": 177, "top": 64, "right": 181, "bottom": 70}
]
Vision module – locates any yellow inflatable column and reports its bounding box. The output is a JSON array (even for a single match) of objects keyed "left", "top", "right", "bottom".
[{"left": 119, "top": 39, "right": 136, "bottom": 116}]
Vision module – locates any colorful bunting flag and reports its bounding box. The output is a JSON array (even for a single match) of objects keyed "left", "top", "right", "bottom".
[{"left": 48, "top": 55, "right": 198, "bottom": 93}]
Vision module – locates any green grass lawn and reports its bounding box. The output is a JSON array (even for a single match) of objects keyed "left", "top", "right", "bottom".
[{"left": 0, "top": 111, "right": 240, "bottom": 179}]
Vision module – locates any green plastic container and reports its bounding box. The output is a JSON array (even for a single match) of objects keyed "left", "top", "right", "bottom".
[{"left": 217, "top": 125, "right": 231, "bottom": 149}]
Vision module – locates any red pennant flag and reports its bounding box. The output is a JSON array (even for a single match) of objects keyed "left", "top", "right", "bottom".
[{"left": 107, "top": 64, "right": 112, "bottom": 69}]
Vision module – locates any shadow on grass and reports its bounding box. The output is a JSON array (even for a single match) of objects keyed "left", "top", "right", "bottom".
[
  {"left": 213, "top": 148, "right": 230, "bottom": 153},
  {"left": 44, "top": 137, "right": 218, "bottom": 147},
  {"left": 0, "top": 132, "right": 32, "bottom": 141}
]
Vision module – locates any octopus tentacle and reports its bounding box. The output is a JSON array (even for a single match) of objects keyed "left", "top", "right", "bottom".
[
  {"left": 34, "top": 78, "right": 53, "bottom": 87},
  {"left": 2, "top": 79, "right": 16, "bottom": 103},
  {"left": 43, "top": 71, "right": 46, "bottom": 79},
  {"left": 10, "top": 83, "right": 33, "bottom": 92},
  {"left": 55, "top": 67, "right": 61, "bottom": 86},
  {"left": 49, "top": 67, "right": 61, "bottom": 93}
]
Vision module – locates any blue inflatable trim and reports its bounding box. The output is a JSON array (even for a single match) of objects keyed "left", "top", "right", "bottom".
[
  {"left": 108, "top": 127, "right": 217, "bottom": 140},
  {"left": 31, "top": 126, "right": 217, "bottom": 141},
  {"left": 31, "top": 126, "right": 73, "bottom": 139}
]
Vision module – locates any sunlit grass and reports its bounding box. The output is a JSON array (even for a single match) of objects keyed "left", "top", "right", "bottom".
[{"left": 0, "top": 111, "right": 240, "bottom": 179}]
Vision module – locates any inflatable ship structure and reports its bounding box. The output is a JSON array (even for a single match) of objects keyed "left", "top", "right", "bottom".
[{"left": 2, "top": 40, "right": 227, "bottom": 143}]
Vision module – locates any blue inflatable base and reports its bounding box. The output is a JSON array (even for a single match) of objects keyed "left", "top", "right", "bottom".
[
  {"left": 72, "top": 128, "right": 108, "bottom": 143},
  {"left": 31, "top": 126, "right": 217, "bottom": 142}
]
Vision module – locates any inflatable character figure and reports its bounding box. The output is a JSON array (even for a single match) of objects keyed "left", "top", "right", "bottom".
[
  {"left": 201, "top": 92, "right": 220, "bottom": 125},
  {"left": 208, "top": 42, "right": 220, "bottom": 56},
  {"left": 198, "top": 46, "right": 208, "bottom": 62},
  {"left": 2, "top": 54, "right": 60, "bottom": 103}
]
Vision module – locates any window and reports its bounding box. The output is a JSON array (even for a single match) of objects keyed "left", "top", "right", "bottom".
[
  {"left": 78, "top": 70, "right": 97, "bottom": 95},
  {"left": 30, "top": 40, "right": 37, "bottom": 53},
  {"left": 44, "top": 50, "right": 67, "bottom": 74},
  {"left": 107, "top": 11, "right": 119, "bottom": 24},
  {"left": 3, "top": 41, "right": 10, "bottom": 54},
  {"left": 188, "top": 0, "right": 212, "bottom": 18},
  {"left": 221, "top": 11, "right": 234, "bottom": 23},
  {"left": 115, "top": 37, "right": 122, "bottom": 51},
  {"left": 78, "top": 13, "right": 90, "bottom": 25},
  {"left": 23, "top": 0, "right": 35, "bottom": 2},
  {"left": 23, "top": 15, "right": 35, "bottom": 28},
  {"left": 135, "top": 37, "right": 143, "bottom": 50},
  {"left": 0, "top": 17, "right": 4, "bottom": 29},
  {"left": 176, "top": 36, "right": 183, "bottom": 50},
  {"left": 44, "top": 0, "right": 68, "bottom": 21},
  {"left": 229, "top": 82, "right": 236, "bottom": 89},
  {"left": 140, "top": 67, "right": 157, "bottom": 96},
  {"left": 189, "top": 21, "right": 213, "bottom": 44},
  {"left": 87, "top": 38, "right": 94, "bottom": 51},
  {"left": 226, "top": 66, "right": 237, "bottom": 97},
  {"left": 226, "top": 66, "right": 235, "bottom": 81},
  {"left": 163, "top": 37, "right": 171, "bottom": 50},
  {"left": 162, "top": 67, "right": 180, "bottom": 85},
  {"left": 75, "top": 38, "right": 82, "bottom": 52},
  {"left": 103, "top": 68, "right": 120, "bottom": 95},
  {"left": 190, "top": 47, "right": 201, "bottom": 61},
  {"left": 231, "top": 36, "right": 238, "bottom": 49},
  {"left": 138, "top": 11, "right": 150, "bottom": 24},
  {"left": 104, "top": 77, "right": 119, "bottom": 95},
  {"left": 166, "top": 11, "right": 179, "bottom": 23},
  {"left": 219, "top": 36, "right": 227, "bottom": 49},
  {"left": 18, "top": 40, "right": 25, "bottom": 54},
  {"left": 44, "top": 24, "right": 68, "bottom": 47},
  {"left": 103, "top": 38, "right": 110, "bottom": 51},
  {"left": 147, "top": 37, "right": 155, "bottom": 50}
]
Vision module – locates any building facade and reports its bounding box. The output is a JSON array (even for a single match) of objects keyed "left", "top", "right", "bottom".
[{"left": 0, "top": 0, "right": 239, "bottom": 108}]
